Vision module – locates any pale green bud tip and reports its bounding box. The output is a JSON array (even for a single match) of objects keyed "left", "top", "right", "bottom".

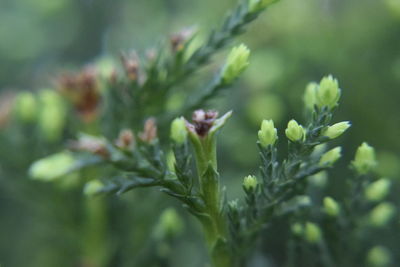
[
  {"left": 285, "top": 119, "right": 305, "bottom": 142},
  {"left": 249, "top": 0, "right": 279, "bottom": 12},
  {"left": 291, "top": 223, "right": 303, "bottom": 236},
  {"left": 316, "top": 75, "right": 341, "bottom": 109},
  {"left": 365, "top": 179, "right": 391, "bottom": 202},
  {"left": 369, "top": 202, "right": 396, "bottom": 227},
  {"left": 154, "top": 208, "right": 184, "bottom": 240},
  {"left": 14, "top": 91, "right": 37, "bottom": 122},
  {"left": 243, "top": 175, "right": 258, "bottom": 191},
  {"left": 304, "top": 222, "right": 322, "bottom": 243},
  {"left": 319, "top": 147, "right": 342, "bottom": 166},
  {"left": 367, "top": 246, "right": 391, "bottom": 267},
  {"left": 84, "top": 180, "right": 104, "bottom": 196},
  {"left": 170, "top": 117, "right": 187, "bottom": 145},
  {"left": 222, "top": 44, "right": 250, "bottom": 83},
  {"left": 323, "top": 121, "right": 351, "bottom": 139},
  {"left": 323, "top": 197, "right": 340, "bottom": 217},
  {"left": 258, "top": 119, "right": 278, "bottom": 147},
  {"left": 303, "top": 82, "right": 318, "bottom": 110},
  {"left": 352, "top": 142, "right": 377, "bottom": 174},
  {"left": 29, "top": 152, "right": 75, "bottom": 181}
]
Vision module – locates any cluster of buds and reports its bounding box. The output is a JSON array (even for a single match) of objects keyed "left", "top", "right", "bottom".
[
  {"left": 258, "top": 119, "right": 278, "bottom": 147},
  {"left": 285, "top": 119, "right": 305, "bottom": 142},
  {"left": 243, "top": 175, "right": 258, "bottom": 192},
  {"left": 319, "top": 147, "right": 342, "bottom": 166},
  {"left": 304, "top": 75, "right": 341, "bottom": 110},
  {"left": 57, "top": 67, "right": 100, "bottom": 122},
  {"left": 351, "top": 142, "right": 377, "bottom": 174},
  {"left": 222, "top": 44, "right": 250, "bottom": 84}
]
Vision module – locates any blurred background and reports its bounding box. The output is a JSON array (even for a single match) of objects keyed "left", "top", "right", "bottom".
[{"left": 1, "top": 0, "right": 400, "bottom": 266}]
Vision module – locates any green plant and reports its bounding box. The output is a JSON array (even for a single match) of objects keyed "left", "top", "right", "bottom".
[{"left": 4, "top": 0, "right": 397, "bottom": 266}]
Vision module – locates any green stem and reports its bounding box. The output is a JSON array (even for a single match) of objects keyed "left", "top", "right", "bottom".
[{"left": 83, "top": 197, "right": 109, "bottom": 267}]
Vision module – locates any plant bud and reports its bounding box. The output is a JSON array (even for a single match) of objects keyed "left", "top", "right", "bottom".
[
  {"left": 303, "top": 82, "right": 318, "bottom": 110},
  {"left": 29, "top": 152, "right": 75, "bottom": 181},
  {"left": 84, "top": 180, "right": 104, "bottom": 196},
  {"left": 285, "top": 119, "right": 305, "bottom": 142},
  {"left": 316, "top": 75, "right": 341, "bottom": 109},
  {"left": 248, "top": 0, "right": 279, "bottom": 12},
  {"left": 170, "top": 117, "right": 188, "bottom": 145},
  {"left": 323, "top": 197, "right": 340, "bottom": 217},
  {"left": 365, "top": 178, "right": 391, "bottom": 202},
  {"left": 352, "top": 142, "right": 377, "bottom": 174},
  {"left": 154, "top": 208, "right": 184, "bottom": 240},
  {"left": 319, "top": 147, "right": 342, "bottom": 166},
  {"left": 258, "top": 119, "right": 277, "bottom": 147},
  {"left": 222, "top": 44, "right": 250, "bottom": 84},
  {"left": 323, "top": 121, "right": 351, "bottom": 139},
  {"left": 367, "top": 246, "right": 391, "bottom": 267},
  {"left": 14, "top": 91, "right": 37, "bottom": 122},
  {"left": 304, "top": 222, "right": 322, "bottom": 244},
  {"left": 243, "top": 175, "right": 258, "bottom": 191},
  {"left": 369, "top": 202, "right": 396, "bottom": 227},
  {"left": 291, "top": 223, "right": 304, "bottom": 236},
  {"left": 38, "top": 89, "right": 67, "bottom": 142}
]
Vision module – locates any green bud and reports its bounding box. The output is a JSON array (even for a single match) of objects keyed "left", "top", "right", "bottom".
[
  {"left": 38, "top": 90, "right": 67, "bottom": 142},
  {"left": 303, "top": 82, "right": 318, "bottom": 110},
  {"left": 154, "top": 208, "right": 184, "bottom": 240},
  {"left": 84, "top": 180, "right": 104, "bottom": 196},
  {"left": 352, "top": 142, "right": 377, "bottom": 175},
  {"left": 369, "top": 202, "right": 396, "bottom": 227},
  {"left": 249, "top": 0, "right": 279, "bottom": 12},
  {"left": 365, "top": 178, "right": 391, "bottom": 202},
  {"left": 308, "top": 171, "right": 328, "bottom": 188},
  {"left": 222, "top": 44, "right": 250, "bottom": 84},
  {"left": 14, "top": 91, "right": 37, "bottom": 122},
  {"left": 285, "top": 119, "right": 305, "bottom": 142},
  {"left": 323, "top": 121, "right": 351, "bottom": 139},
  {"left": 304, "top": 222, "right": 322, "bottom": 244},
  {"left": 258, "top": 119, "right": 278, "bottom": 147},
  {"left": 243, "top": 175, "right": 258, "bottom": 191},
  {"left": 323, "top": 197, "right": 340, "bottom": 217},
  {"left": 367, "top": 246, "right": 391, "bottom": 267},
  {"left": 319, "top": 147, "right": 342, "bottom": 166},
  {"left": 170, "top": 117, "right": 187, "bottom": 145},
  {"left": 29, "top": 152, "right": 75, "bottom": 181},
  {"left": 316, "top": 75, "right": 341, "bottom": 109},
  {"left": 291, "top": 223, "right": 304, "bottom": 236}
]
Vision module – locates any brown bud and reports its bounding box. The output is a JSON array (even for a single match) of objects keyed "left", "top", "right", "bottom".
[
  {"left": 139, "top": 118, "right": 158, "bottom": 143},
  {"left": 57, "top": 66, "right": 100, "bottom": 122},
  {"left": 188, "top": 109, "right": 218, "bottom": 137},
  {"left": 115, "top": 129, "right": 135, "bottom": 149},
  {"left": 120, "top": 51, "right": 140, "bottom": 81},
  {"left": 170, "top": 26, "right": 197, "bottom": 52},
  {"left": 69, "top": 135, "right": 109, "bottom": 159}
]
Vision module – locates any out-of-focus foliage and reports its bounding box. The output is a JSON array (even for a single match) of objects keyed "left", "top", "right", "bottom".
[{"left": 1, "top": 0, "right": 400, "bottom": 266}]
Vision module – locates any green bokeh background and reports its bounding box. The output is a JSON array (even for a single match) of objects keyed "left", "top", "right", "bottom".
[{"left": 1, "top": 0, "right": 400, "bottom": 266}]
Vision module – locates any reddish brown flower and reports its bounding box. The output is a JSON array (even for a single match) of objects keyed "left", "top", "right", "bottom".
[
  {"left": 186, "top": 109, "right": 219, "bottom": 137},
  {"left": 57, "top": 66, "right": 100, "bottom": 122},
  {"left": 115, "top": 129, "right": 135, "bottom": 150},
  {"left": 139, "top": 118, "right": 158, "bottom": 143}
]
